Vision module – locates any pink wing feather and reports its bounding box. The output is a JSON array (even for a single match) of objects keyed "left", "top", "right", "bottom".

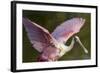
[
  {"left": 52, "top": 18, "right": 85, "bottom": 44},
  {"left": 23, "top": 18, "right": 55, "bottom": 52}
]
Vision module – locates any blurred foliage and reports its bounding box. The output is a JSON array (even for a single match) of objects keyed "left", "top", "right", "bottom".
[{"left": 23, "top": 10, "right": 91, "bottom": 62}]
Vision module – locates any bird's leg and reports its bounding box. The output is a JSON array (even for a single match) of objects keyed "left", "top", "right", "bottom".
[{"left": 74, "top": 36, "right": 88, "bottom": 54}]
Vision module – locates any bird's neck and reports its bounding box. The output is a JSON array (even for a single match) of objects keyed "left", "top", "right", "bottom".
[{"left": 59, "top": 38, "right": 75, "bottom": 57}]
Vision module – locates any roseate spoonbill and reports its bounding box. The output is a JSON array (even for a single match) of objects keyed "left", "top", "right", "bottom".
[{"left": 23, "top": 17, "right": 88, "bottom": 62}]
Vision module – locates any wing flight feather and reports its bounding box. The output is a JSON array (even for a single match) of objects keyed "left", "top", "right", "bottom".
[
  {"left": 52, "top": 18, "right": 85, "bottom": 44},
  {"left": 23, "top": 18, "right": 55, "bottom": 52}
]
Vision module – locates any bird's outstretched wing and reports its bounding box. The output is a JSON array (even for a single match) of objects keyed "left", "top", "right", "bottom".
[
  {"left": 23, "top": 18, "right": 55, "bottom": 52},
  {"left": 52, "top": 18, "right": 85, "bottom": 44}
]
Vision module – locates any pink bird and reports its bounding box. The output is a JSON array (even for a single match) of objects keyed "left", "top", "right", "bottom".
[{"left": 23, "top": 17, "right": 88, "bottom": 62}]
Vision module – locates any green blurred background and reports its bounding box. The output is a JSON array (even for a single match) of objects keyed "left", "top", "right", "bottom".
[{"left": 23, "top": 10, "right": 91, "bottom": 63}]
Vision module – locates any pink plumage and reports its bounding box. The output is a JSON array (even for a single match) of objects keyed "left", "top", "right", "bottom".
[
  {"left": 52, "top": 18, "right": 85, "bottom": 43},
  {"left": 23, "top": 17, "right": 86, "bottom": 62}
]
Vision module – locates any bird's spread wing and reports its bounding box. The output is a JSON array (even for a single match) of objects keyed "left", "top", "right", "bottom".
[
  {"left": 23, "top": 18, "right": 55, "bottom": 52},
  {"left": 52, "top": 18, "right": 85, "bottom": 44}
]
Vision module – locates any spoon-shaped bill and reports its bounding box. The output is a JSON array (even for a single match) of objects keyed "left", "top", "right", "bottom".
[{"left": 75, "top": 36, "right": 88, "bottom": 54}]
